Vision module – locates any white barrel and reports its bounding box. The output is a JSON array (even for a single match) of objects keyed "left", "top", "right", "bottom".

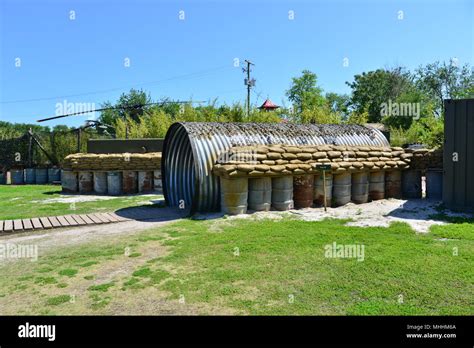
[
  {"left": 314, "top": 173, "right": 333, "bottom": 206},
  {"left": 220, "top": 177, "right": 248, "bottom": 215},
  {"left": 351, "top": 172, "right": 369, "bottom": 204},
  {"left": 271, "top": 176, "right": 293, "bottom": 211},
  {"left": 248, "top": 177, "right": 272, "bottom": 211},
  {"left": 93, "top": 172, "right": 108, "bottom": 194},
  {"left": 333, "top": 172, "right": 351, "bottom": 206}
]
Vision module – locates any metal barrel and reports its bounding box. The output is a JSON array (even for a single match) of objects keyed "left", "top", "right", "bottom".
[
  {"left": 314, "top": 172, "right": 333, "bottom": 206},
  {"left": 272, "top": 176, "right": 294, "bottom": 211},
  {"left": 220, "top": 177, "right": 248, "bottom": 215},
  {"left": 93, "top": 172, "right": 108, "bottom": 194},
  {"left": 25, "top": 168, "right": 36, "bottom": 184},
  {"left": 385, "top": 170, "right": 402, "bottom": 199},
  {"left": 11, "top": 169, "right": 24, "bottom": 185},
  {"left": 48, "top": 168, "right": 61, "bottom": 183},
  {"left": 333, "top": 172, "right": 351, "bottom": 206},
  {"left": 138, "top": 171, "right": 154, "bottom": 193},
  {"left": 351, "top": 172, "right": 369, "bottom": 204},
  {"left": 0, "top": 171, "right": 5, "bottom": 185},
  {"left": 402, "top": 170, "right": 422, "bottom": 199},
  {"left": 122, "top": 170, "right": 138, "bottom": 194},
  {"left": 35, "top": 168, "right": 48, "bottom": 184},
  {"left": 78, "top": 171, "right": 93, "bottom": 193},
  {"left": 153, "top": 170, "right": 162, "bottom": 191},
  {"left": 293, "top": 175, "right": 314, "bottom": 209},
  {"left": 107, "top": 171, "right": 123, "bottom": 195},
  {"left": 248, "top": 177, "right": 272, "bottom": 211},
  {"left": 426, "top": 169, "right": 443, "bottom": 200},
  {"left": 61, "top": 170, "right": 78, "bottom": 193},
  {"left": 369, "top": 171, "right": 385, "bottom": 201}
]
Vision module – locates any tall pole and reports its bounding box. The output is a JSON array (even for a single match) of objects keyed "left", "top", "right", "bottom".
[{"left": 244, "top": 60, "right": 254, "bottom": 117}]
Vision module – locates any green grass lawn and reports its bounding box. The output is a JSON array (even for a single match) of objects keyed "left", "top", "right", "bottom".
[
  {"left": 1, "top": 216, "right": 472, "bottom": 315},
  {"left": 0, "top": 185, "right": 163, "bottom": 220}
]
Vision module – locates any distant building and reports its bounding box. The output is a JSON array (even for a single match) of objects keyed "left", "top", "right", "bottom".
[{"left": 258, "top": 99, "right": 279, "bottom": 111}]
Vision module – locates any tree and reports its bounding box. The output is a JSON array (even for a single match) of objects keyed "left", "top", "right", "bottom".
[
  {"left": 286, "top": 70, "right": 325, "bottom": 113},
  {"left": 346, "top": 67, "right": 414, "bottom": 123},
  {"left": 99, "top": 89, "right": 152, "bottom": 133},
  {"left": 415, "top": 61, "right": 474, "bottom": 115}
]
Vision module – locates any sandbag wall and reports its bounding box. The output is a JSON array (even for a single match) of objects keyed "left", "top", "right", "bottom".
[
  {"left": 61, "top": 152, "right": 162, "bottom": 195},
  {"left": 213, "top": 144, "right": 440, "bottom": 214}
]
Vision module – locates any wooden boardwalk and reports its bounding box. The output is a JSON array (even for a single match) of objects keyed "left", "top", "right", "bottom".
[{"left": 0, "top": 212, "right": 131, "bottom": 233}]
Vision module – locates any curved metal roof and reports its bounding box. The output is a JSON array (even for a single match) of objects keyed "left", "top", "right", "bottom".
[{"left": 162, "top": 122, "right": 390, "bottom": 213}]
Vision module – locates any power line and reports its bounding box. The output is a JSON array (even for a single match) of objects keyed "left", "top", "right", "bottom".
[
  {"left": 1, "top": 65, "right": 232, "bottom": 105},
  {"left": 37, "top": 100, "right": 205, "bottom": 122}
]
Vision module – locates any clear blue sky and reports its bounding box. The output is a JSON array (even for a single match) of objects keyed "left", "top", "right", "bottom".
[{"left": 1, "top": 0, "right": 473, "bottom": 127}]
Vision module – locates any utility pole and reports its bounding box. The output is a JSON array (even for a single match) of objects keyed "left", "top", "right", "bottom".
[{"left": 243, "top": 60, "right": 255, "bottom": 117}]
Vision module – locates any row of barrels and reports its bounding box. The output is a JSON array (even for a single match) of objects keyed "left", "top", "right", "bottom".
[
  {"left": 62, "top": 170, "right": 162, "bottom": 195},
  {"left": 220, "top": 169, "right": 443, "bottom": 215},
  {"left": 0, "top": 168, "right": 61, "bottom": 185}
]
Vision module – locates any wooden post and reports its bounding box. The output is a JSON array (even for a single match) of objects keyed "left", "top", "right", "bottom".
[{"left": 323, "top": 170, "right": 327, "bottom": 212}]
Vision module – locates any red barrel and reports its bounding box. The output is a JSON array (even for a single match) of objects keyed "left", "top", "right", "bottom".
[
  {"left": 123, "top": 171, "right": 138, "bottom": 194},
  {"left": 293, "top": 175, "right": 314, "bottom": 209}
]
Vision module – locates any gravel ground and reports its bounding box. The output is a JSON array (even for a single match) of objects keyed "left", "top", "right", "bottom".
[{"left": 226, "top": 199, "right": 472, "bottom": 234}]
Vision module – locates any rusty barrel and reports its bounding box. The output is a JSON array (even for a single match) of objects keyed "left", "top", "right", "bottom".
[
  {"left": 78, "top": 171, "right": 93, "bottom": 193},
  {"left": 153, "top": 170, "right": 162, "bottom": 191},
  {"left": 333, "top": 172, "right": 351, "bottom": 206},
  {"left": 248, "top": 177, "right": 272, "bottom": 211},
  {"left": 293, "top": 175, "right": 314, "bottom": 209},
  {"left": 93, "top": 172, "right": 108, "bottom": 194},
  {"left": 271, "top": 176, "right": 293, "bottom": 211},
  {"left": 385, "top": 170, "right": 402, "bottom": 199},
  {"left": 107, "top": 171, "right": 122, "bottom": 195},
  {"left": 123, "top": 170, "right": 138, "bottom": 194},
  {"left": 314, "top": 172, "right": 333, "bottom": 206},
  {"left": 351, "top": 172, "right": 369, "bottom": 204},
  {"left": 220, "top": 177, "right": 248, "bottom": 215},
  {"left": 61, "top": 170, "right": 78, "bottom": 193},
  {"left": 402, "top": 170, "right": 422, "bottom": 199},
  {"left": 138, "top": 171, "right": 153, "bottom": 193},
  {"left": 369, "top": 171, "right": 385, "bottom": 200}
]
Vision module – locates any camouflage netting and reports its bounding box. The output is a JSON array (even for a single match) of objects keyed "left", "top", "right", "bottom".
[
  {"left": 63, "top": 152, "right": 162, "bottom": 171},
  {"left": 213, "top": 144, "right": 414, "bottom": 178}
]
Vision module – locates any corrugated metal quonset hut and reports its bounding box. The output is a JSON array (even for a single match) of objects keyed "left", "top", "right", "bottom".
[{"left": 162, "top": 122, "right": 390, "bottom": 213}]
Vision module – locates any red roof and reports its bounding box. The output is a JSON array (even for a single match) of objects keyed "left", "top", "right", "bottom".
[{"left": 259, "top": 99, "right": 279, "bottom": 109}]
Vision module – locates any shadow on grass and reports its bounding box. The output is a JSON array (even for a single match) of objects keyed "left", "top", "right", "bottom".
[{"left": 387, "top": 199, "right": 474, "bottom": 224}]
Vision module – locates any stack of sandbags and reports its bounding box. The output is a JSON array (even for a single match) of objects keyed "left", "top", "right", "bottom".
[
  {"left": 213, "top": 144, "right": 410, "bottom": 179},
  {"left": 409, "top": 148, "right": 443, "bottom": 170},
  {"left": 63, "top": 152, "right": 162, "bottom": 171}
]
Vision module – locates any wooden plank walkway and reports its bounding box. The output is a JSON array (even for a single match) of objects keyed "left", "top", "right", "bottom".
[{"left": 0, "top": 212, "right": 133, "bottom": 234}]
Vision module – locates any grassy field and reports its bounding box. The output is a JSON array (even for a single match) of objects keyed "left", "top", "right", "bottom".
[
  {"left": 0, "top": 216, "right": 472, "bottom": 315},
  {"left": 0, "top": 185, "right": 163, "bottom": 220}
]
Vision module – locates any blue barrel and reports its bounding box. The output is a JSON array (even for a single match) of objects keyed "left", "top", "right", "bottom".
[
  {"left": 426, "top": 169, "right": 443, "bottom": 200},
  {"left": 35, "top": 168, "right": 48, "bottom": 184},
  {"left": 25, "top": 168, "right": 36, "bottom": 184},
  {"left": 48, "top": 168, "right": 61, "bottom": 183},
  {"left": 107, "top": 171, "right": 123, "bottom": 196},
  {"left": 0, "top": 171, "right": 6, "bottom": 185},
  {"left": 11, "top": 169, "right": 24, "bottom": 184}
]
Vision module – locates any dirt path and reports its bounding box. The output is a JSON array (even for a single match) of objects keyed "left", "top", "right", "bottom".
[{"left": 0, "top": 207, "right": 188, "bottom": 264}]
